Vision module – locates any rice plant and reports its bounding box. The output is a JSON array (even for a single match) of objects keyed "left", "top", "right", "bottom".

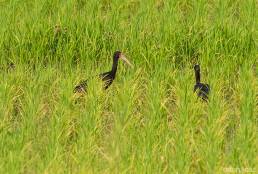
[{"left": 0, "top": 0, "right": 257, "bottom": 173}]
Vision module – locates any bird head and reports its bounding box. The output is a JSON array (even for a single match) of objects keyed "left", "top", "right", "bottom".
[
  {"left": 113, "top": 51, "right": 133, "bottom": 67},
  {"left": 194, "top": 64, "right": 200, "bottom": 72}
]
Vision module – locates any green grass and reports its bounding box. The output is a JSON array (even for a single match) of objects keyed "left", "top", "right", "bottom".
[{"left": 0, "top": 0, "right": 257, "bottom": 173}]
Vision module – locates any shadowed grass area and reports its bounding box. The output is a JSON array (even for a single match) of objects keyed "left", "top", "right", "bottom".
[{"left": 0, "top": 0, "right": 257, "bottom": 173}]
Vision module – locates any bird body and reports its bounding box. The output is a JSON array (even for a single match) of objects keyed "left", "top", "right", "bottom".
[
  {"left": 74, "top": 51, "right": 132, "bottom": 93},
  {"left": 194, "top": 82, "right": 210, "bottom": 100},
  {"left": 99, "top": 71, "right": 116, "bottom": 89},
  {"left": 193, "top": 65, "right": 210, "bottom": 101}
]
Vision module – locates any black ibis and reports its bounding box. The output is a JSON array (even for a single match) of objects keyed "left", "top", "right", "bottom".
[
  {"left": 74, "top": 51, "right": 132, "bottom": 93},
  {"left": 193, "top": 64, "right": 210, "bottom": 101}
]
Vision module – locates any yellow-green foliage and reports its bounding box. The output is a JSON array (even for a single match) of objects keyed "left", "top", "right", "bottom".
[{"left": 0, "top": 0, "right": 257, "bottom": 173}]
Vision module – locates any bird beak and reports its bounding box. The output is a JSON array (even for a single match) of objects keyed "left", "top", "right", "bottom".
[{"left": 120, "top": 54, "right": 133, "bottom": 68}]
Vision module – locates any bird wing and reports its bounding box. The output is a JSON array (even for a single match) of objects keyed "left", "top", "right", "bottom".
[
  {"left": 194, "top": 84, "right": 200, "bottom": 92},
  {"left": 99, "top": 71, "right": 114, "bottom": 89},
  {"left": 73, "top": 72, "right": 105, "bottom": 93},
  {"left": 203, "top": 84, "right": 210, "bottom": 94},
  {"left": 99, "top": 71, "right": 110, "bottom": 79},
  {"left": 74, "top": 71, "right": 114, "bottom": 93},
  {"left": 73, "top": 79, "right": 88, "bottom": 93}
]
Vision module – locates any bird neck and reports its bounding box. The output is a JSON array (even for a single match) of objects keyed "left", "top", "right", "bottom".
[
  {"left": 111, "top": 59, "right": 118, "bottom": 76},
  {"left": 195, "top": 70, "right": 200, "bottom": 83}
]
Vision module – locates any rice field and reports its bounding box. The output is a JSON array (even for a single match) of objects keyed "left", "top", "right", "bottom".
[{"left": 0, "top": 0, "right": 257, "bottom": 173}]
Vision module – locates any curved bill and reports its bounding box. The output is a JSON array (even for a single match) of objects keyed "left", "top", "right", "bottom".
[{"left": 120, "top": 54, "right": 133, "bottom": 68}]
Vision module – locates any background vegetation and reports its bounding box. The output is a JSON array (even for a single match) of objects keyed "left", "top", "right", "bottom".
[{"left": 0, "top": 0, "right": 257, "bottom": 173}]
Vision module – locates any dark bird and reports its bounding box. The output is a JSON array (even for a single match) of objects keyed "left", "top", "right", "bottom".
[
  {"left": 193, "top": 64, "right": 210, "bottom": 101},
  {"left": 74, "top": 51, "right": 133, "bottom": 93}
]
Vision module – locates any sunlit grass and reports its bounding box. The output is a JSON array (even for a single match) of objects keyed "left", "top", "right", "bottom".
[{"left": 0, "top": 0, "right": 257, "bottom": 173}]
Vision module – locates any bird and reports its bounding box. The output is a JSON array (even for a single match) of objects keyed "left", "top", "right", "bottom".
[
  {"left": 74, "top": 51, "right": 133, "bottom": 93},
  {"left": 193, "top": 64, "right": 210, "bottom": 101}
]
